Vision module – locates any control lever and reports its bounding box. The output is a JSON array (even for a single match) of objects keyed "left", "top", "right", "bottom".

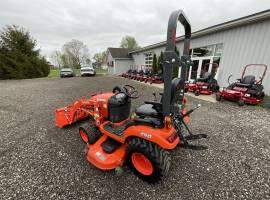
[
  {"left": 182, "top": 104, "right": 201, "bottom": 118},
  {"left": 173, "top": 104, "right": 207, "bottom": 150}
]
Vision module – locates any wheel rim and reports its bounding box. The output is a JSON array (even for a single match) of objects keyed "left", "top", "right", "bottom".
[
  {"left": 79, "top": 129, "right": 88, "bottom": 143},
  {"left": 131, "top": 152, "right": 153, "bottom": 176}
]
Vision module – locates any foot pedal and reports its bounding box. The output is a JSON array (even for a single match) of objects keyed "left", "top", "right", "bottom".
[
  {"left": 101, "top": 137, "right": 121, "bottom": 153},
  {"left": 185, "top": 134, "right": 207, "bottom": 140}
]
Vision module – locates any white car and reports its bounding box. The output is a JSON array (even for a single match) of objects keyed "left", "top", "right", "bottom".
[{"left": 80, "top": 67, "right": 96, "bottom": 77}]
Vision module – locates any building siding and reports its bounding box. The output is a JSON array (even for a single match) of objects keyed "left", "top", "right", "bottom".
[
  {"left": 106, "top": 52, "right": 114, "bottom": 74},
  {"left": 114, "top": 59, "right": 134, "bottom": 75},
  {"left": 130, "top": 19, "right": 270, "bottom": 94}
]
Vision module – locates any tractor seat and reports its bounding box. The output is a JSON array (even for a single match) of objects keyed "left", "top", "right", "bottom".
[
  {"left": 235, "top": 75, "right": 255, "bottom": 88},
  {"left": 135, "top": 104, "right": 160, "bottom": 118}
]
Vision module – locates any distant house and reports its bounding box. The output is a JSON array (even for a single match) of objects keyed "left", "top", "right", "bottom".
[{"left": 105, "top": 48, "right": 134, "bottom": 75}]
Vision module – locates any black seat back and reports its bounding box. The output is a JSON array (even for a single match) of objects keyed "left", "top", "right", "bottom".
[
  {"left": 170, "top": 78, "right": 182, "bottom": 105},
  {"left": 203, "top": 72, "right": 211, "bottom": 79},
  {"left": 241, "top": 75, "right": 255, "bottom": 85}
]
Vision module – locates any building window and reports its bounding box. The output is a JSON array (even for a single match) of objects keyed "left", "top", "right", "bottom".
[
  {"left": 191, "top": 43, "right": 223, "bottom": 58},
  {"left": 214, "top": 44, "right": 223, "bottom": 57},
  {"left": 145, "top": 52, "right": 153, "bottom": 68},
  {"left": 107, "top": 61, "right": 114, "bottom": 67}
]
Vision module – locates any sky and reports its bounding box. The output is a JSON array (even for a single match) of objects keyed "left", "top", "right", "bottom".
[{"left": 0, "top": 0, "right": 269, "bottom": 61}]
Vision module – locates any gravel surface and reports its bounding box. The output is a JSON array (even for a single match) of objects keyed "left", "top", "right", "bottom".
[{"left": 0, "top": 76, "right": 269, "bottom": 200}]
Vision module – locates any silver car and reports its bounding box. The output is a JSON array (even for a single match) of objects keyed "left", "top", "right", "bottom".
[
  {"left": 60, "top": 68, "right": 75, "bottom": 78},
  {"left": 80, "top": 67, "right": 96, "bottom": 76}
]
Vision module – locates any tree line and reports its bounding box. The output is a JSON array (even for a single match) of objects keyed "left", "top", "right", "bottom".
[
  {"left": 0, "top": 25, "right": 50, "bottom": 79},
  {"left": 51, "top": 39, "right": 91, "bottom": 69},
  {"left": 52, "top": 35, "right": 140, "bottom": 69},
  {"left": 151, "top": 46, "right": 179, "bottom": 78}
]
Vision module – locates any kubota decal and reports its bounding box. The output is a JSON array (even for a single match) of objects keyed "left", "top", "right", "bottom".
[
  {"left": 140, "top": 132, "right": 152, "bottom": 139},
  {"left": 96, "top": 151, "right": 106, "bottom": 161}
]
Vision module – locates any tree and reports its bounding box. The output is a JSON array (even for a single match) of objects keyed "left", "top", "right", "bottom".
[
  {"left": 120, "top": 35, "right": 139, "bottom": 49},
  {"left": 0, "top": 25, "right": 50, "bottom": 79},
  {"left": 51, "top": 50, "right": 62, "bottom": 68},
  {"left": 62, "top": 39, "right": 90, "bottom": 68},
  {"left": 152, "top": 53, "right": 157, "bottom": 74},
  {"left": 173, "top": 46, "right": 180, "bottom": 78},
  {"left": 157, "top": 51, "right": 163, "bottom": 73},
  {"left": 93, "top": 51, "right": 106, "bottom": 63}
]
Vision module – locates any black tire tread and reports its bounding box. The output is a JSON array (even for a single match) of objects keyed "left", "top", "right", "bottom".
[
  {"left": 126, "top": 138, "right": 171, "bottom": 183},
  {"left": 79, "top": 123, "right": 101, "bottom": 144}
]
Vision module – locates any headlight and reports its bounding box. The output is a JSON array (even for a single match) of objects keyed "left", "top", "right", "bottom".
[{"left": 244, "top": 94, "right": 251, "bottom": 97}]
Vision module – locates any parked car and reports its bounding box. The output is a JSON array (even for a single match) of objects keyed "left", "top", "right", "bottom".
[
  {"left": 80, "top": 67, "right": 96, "bottom": 76},
  {"left": 60, "top": 68, "right": 75, "bottom": 78}
]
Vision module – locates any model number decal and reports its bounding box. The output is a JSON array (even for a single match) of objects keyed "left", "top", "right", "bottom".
[
  {"left": 140, "top": 132, "right": 152, "bottom": 139},
  {"left": 96, "top": 151, "right": 106, "bottom": 161},
  {"left": 97, "top": 98, "right": 106, "bottom": 102}
]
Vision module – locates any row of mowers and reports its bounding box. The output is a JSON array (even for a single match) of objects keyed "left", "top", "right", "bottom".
[
  {"left": 185, "top": 63, "right": 267, "bottom": 106},
  {"left": 120, "top": 67, "right": 163, "bottom": 84}
]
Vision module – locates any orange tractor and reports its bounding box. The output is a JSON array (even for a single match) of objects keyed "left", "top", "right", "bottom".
[{"left": 55, "top": 10, "right": 207, "bottom": 183}]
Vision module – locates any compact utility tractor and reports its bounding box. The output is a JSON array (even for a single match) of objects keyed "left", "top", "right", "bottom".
[
  {"left": 185, "top": 63, "right": 219, "bottom": 96},
  {"left": 216, "top": 64, "right": 267, "bottom": 106},
  {"left": 55, "top": 10, "right": 207, "bottom": 183}
]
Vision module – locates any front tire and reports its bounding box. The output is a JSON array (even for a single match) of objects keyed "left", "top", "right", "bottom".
[
  {"left": 79, "top": 124, "right": 101, "bottom": 144},
  {"left": 238, "top": 100, "right": 245, "bottom": 106},
  {"left": 216, "top": 93, "right": 222, "bottom": 101},
  {"left": 126, "top": 138, "right": 171, "bottom": 183}
]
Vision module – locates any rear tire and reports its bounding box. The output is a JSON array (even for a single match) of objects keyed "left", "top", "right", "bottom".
[
  {"left": 195, "top": 90, "right": 200, "bottom": 96},
  {"left": 126, "top": 138, "right": 171, "bottom": 183}
]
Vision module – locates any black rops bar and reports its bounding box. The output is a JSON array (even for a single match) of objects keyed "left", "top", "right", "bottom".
[{"left": 162, "top": 10, "right": 191, "bottom": 116}]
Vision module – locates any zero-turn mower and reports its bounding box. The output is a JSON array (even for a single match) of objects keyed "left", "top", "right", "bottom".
[
  {"left": 216, "top": 64, "right": 267, "bottom": 106},
  {"left": 185, "top": 63, "right": 219, "bottom": 96},
  {"left": 55, "top": 10, "right": 207, "bottom": 183}
]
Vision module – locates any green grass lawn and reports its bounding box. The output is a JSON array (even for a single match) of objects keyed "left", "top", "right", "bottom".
[{"left": 47, "top": 68, "right": 107, "bottom": 78}]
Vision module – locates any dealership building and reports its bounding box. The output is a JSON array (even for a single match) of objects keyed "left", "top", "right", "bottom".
[{"left": 105, "top": 9, "right": 270, "bottom": 94}]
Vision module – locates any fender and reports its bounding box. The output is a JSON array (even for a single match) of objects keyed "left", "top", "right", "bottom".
[{"left": 123, "top": 125, "right": 179, "bottom": 150}]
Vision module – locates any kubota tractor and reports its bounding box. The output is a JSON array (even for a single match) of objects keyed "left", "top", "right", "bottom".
[{"left": 55, "top": 10, "right": 207, "bottom": 183}]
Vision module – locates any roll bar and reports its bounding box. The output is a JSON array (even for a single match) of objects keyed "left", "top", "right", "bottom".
[
  {"left": 241, "top": 64, "right": 267, "bottom": 84},
  {"left": 162, "top": 10, "right": 191, "bottom": 116}
]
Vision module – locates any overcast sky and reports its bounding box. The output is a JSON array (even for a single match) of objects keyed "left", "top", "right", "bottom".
[{"left": 0, "top": 0, "right": 269, "bottom": 60}]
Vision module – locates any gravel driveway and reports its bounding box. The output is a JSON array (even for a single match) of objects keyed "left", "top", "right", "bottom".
[{"left": 0, "top": 76, "right": 269, "bottom": 200}]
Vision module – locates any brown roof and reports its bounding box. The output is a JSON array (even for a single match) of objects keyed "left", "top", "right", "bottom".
[{"left": 108, "top": 48, "right": 133, "bottom": 59}]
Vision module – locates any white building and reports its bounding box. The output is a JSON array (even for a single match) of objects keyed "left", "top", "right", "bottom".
[
  {"left": 106, "top": 9, "right": 270, "bottom": 94},
  {"left": 105, "top": 48, "right": 134, "bottom": 75}
]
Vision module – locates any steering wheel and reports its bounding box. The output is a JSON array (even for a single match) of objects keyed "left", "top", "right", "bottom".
[{"left": 122, "top": 84, "right": 139, "bottom": 99}]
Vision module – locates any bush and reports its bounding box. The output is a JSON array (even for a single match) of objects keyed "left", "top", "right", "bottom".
[
  {"left": 152, "top": 53, "right": 157, "bottom": 74},
  {"left": 0, "top": 25, "right": 50, "bottom": 79}
]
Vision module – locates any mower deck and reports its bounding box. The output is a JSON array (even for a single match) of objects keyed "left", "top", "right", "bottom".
[
  {"left": 221, "top": 88, "right": 262, "bottom": 105},
  {"left": 86, "top": 135, "right": 126, "bottom": 170}
]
